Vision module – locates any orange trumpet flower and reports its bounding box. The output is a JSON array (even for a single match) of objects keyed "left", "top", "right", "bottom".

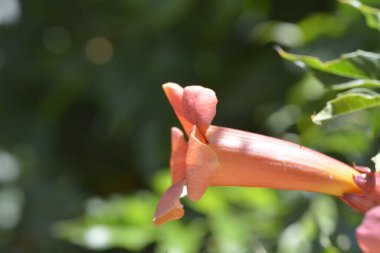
[{"left": 153, "top": 83, "right": 370, "bottom": 226}]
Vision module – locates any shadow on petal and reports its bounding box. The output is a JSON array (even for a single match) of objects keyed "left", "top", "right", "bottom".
[
  {"left": 153, "top": 180, "right": 186, "bottom": 226},
  {"left": 163, "top": 83, "right": 193, "bottom": 136},
  {"left": 170, "top": 127, "right": 187, "bottom": 183},
  {"left": 186, "top": 127, "right": 220, "bottom": 201}
]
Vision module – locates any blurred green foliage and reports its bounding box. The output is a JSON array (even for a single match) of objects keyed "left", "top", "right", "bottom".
[
  {"left": 341, "top": 0, "right": 380, "bottom": 31},
  {"left": 53, "top": 172, "right": 360, "bottom": 253},
  {"left": 1, "top": 0, "right": 380, "bottom": 252}
]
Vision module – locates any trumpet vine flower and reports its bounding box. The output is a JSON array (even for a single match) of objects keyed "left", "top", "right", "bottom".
[{"left": 153, "top": 82, "right": 380, "bottom": 251}]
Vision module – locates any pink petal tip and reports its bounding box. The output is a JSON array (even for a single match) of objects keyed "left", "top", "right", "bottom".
[
  {"left": 356, "top": 206, "right": 380, "bottom": 253},
  {"left": 182, "top": 85, "right": 217, "bottom": 136},
  {"left": 153, "top": 180, "right": 186, "bottom": 226}
]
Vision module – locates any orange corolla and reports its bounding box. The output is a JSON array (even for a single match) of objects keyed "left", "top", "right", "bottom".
[{"left": 153, "top": 82, "right": 369, "bottom": 226}]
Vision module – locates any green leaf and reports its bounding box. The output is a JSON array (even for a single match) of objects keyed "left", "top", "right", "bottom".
[
  {"left": 312, "top": 89, "right": 380, "bottom": 124},
  {"left": 341, "top": 0, "right": 380, "bottom": 31},
  {"left": 277, "top": 47, "right": 380, "bottom": 79},
  {"left": 371, "top": 152, "right": 380, "bottom": 172},
  {"left": 332, "top": 79, "right": 380, "bottom": 90}
]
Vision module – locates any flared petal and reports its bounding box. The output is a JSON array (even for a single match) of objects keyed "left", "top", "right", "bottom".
[
  {"left": 182, "top": 86, "right": 217, "bottom": 136},
  {"left": 162, "top": 83, "right": 193, "bottom": 136},
  {"left": 163, "top": 83, "right": 217, "bottom": 137},
  {"left": 356, "top": 206, "right": 380, "bottom": 253},
  {"left": 186, "top": 127, "right": 220, "bottom": 201},
  {"left": 153, "top": 180, "right": 186, "bottom": 226},
  {"left": 170, "top": 127, "right": 187, "bottom": 183},
  {"left": 343, "top": 173, "right": 380, "bottom": 212}
]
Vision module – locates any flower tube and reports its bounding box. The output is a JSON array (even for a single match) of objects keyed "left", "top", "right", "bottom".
[{"left": 153, "top": 83, "right": 366, "bottom": 226}]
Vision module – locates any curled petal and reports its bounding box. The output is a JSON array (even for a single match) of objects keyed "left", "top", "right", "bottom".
[
  {"left": 353, "top": 164, "right": 372, "bottom": 174},
  {"left": 170, "top": 127, "right": 187, "bottom": 183},
  {"left": 354, "top": 173, "right": 380, "bottom": 195},
  {"left": 162, "top": 83, "right": 193, "bottom": 136},
  {"left": 153, "top": 180, "right": 186, "bottom": 226},
  {"left": 186, "top": 127, "right": 220, "bottom": 201},
  {"left": 356, "top": 206, "right": 380, "bottom": 253},
  {"left": 163, "top": 83, "right": 218, "bottom": 137},
  {"left": 342, "top": 173, "right": 380, "bottom": 212},
  {"left": 341, "top": 194, "right": 377, "bottom": 213},
  {"left": 182, "top": 86, "right": 217, "bottom": 136}
]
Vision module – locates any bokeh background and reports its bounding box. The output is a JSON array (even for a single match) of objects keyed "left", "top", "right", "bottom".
[{"left": 0, "top": 0, "right": 380, "bottom": 252}]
